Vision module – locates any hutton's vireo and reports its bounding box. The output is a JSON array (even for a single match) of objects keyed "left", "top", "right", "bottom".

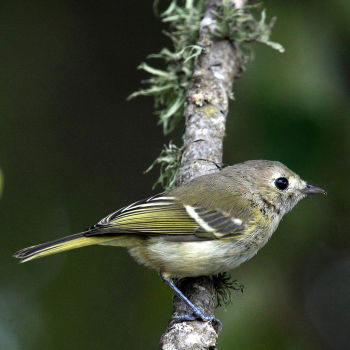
[{"left": 14, "top": 160, "right": 326, "bottom": 323}]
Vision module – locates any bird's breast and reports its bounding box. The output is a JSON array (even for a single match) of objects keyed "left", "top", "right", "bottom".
[{"left": 128, "top": 225, "right": 276, "bottom": 278}]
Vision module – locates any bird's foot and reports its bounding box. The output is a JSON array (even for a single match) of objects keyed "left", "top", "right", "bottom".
[{"left": 173, "top": 313, "right": 222, "bottom": 329}]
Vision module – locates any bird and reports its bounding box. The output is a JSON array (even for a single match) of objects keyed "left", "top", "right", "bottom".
[{"left": 13, "top": 160, "right": 326, "bottom": 323}]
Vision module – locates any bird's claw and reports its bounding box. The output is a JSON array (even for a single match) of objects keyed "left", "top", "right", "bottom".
[
  {"left": 173, "top": 313, "right": 222, "bottom": 329},
  {"left": 173, "top": 314, "right": 196, "bottom": 322}
]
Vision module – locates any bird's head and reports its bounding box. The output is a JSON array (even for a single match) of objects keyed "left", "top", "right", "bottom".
[{"left": 222, "top": 160, "right": 326, "bottom": 217}]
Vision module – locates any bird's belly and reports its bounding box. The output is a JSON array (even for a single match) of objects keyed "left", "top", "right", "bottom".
[{"left": 128, "top": 237, "right": 263, "bottom": 278}]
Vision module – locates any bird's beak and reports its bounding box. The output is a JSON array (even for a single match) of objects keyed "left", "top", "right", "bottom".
[{"left": 301, "top": 183, "right": 327, "bottom": 195}]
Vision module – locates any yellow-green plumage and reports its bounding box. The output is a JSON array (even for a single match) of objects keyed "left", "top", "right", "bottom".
[
  {"left": 14, "top": 160, "right": 325, "bottom": 278},
  {"left": 14, "top": 234, "right": 112, "bottom": 263}
]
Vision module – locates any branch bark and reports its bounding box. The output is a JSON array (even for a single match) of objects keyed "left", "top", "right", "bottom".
[{"left": 159, "top": 0, "right": 247, "bottom": 349}]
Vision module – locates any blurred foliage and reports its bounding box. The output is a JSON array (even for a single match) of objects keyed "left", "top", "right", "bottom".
[
  {"left": 0, "top": 169, "right": 3, "bottom": 198},
  {"left": 0, "top": 1, "right": 349, "bottom": 350}
]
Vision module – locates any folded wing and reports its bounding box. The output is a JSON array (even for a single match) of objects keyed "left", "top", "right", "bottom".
[{"left": 86, "top": 193, "right": 244, "bottom": 240}]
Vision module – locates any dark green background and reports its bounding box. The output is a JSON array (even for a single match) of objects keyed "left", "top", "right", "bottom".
[{"left": 1, "top": 1, "right": 349, "bottom": 349}]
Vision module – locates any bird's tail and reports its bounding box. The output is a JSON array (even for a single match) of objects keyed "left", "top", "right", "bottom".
[{"left": 13, "top": 232, "right": 114, "bottom": 263}]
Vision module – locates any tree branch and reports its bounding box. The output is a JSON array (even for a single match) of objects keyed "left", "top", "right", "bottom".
[{"left": 159, "top": 0, "right": 247, "bottom": 349}]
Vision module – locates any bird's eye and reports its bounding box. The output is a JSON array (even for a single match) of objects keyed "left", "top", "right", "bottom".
[{"left": 274, "top": 177, "right": 289, "bottom": 190}]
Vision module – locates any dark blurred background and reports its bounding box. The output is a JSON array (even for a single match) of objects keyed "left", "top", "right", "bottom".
[{"left": 1, "top": 1, "right": 349, "bottom": 349}]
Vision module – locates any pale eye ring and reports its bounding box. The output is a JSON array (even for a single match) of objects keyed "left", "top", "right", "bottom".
[{"left": 275, "top": 177, "right": 289, "bottom": 190}]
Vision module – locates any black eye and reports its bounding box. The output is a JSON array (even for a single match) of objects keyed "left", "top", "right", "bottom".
[{"left": 275, "top": 177, "right": 289, "bottom": 190}]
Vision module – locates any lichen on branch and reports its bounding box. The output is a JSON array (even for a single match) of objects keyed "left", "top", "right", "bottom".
[
  {"left": 144, "top": 141, "right": 183, "bottom": 189},
  {"left": 129, "top": 0, "right": 206, "bottom": 137},
  {"left": 213, "top": 1, "right": 284, "bottom": 53},
  {"left": 129, "top": 0, "right": 283, "bottom": 191}
]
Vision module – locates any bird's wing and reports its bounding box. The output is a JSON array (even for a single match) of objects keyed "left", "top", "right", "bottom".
[{"left": 85, "top": 193, "right": 245, "bottom": 240}]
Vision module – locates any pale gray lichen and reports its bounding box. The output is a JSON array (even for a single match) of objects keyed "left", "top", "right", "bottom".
[
  {"left": 145, "top": 141, "right": 183, "bottom": 190},
  {"left": 129, "top": 0, "right": 283, "bottom": 190},
  {"left": 129, "top": 1, "right": 206, "bottom": 137},
  {"left": 213, "top": 1, "right": 284, "bottom": 55}
]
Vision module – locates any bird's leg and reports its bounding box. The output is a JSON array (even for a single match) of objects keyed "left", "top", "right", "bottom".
[{"left": 159, "top": 273, "right": 222, "bottom": 327}]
